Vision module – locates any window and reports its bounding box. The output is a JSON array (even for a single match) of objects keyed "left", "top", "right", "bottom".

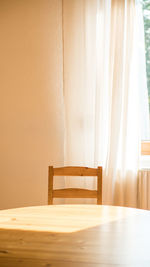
[
  {"left": 141, "top": 0, "right": 150, "bottom": 155},
  {"left": 143, "top": 0, "right": 150, "bottom": 114}
]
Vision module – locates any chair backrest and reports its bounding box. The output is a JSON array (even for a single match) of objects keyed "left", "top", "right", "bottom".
[{"left": 48, "top": 166, "right": 102, "bottom": 205}]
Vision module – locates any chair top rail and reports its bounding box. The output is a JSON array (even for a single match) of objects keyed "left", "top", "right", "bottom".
[{"left": 52, "top": 166, "right": 101, "bottom": 176}]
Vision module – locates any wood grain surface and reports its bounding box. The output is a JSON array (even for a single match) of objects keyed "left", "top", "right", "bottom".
[
  {"left": 0, "top": 205, "right": 150, "bottom": 266},
  {"left": 53, "top": 167, "right": 99, "bottom": 176}
]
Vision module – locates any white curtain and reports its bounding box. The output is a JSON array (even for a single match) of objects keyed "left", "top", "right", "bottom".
[{"left": 62, "top": 0, "right": 149, "bottom": 207}]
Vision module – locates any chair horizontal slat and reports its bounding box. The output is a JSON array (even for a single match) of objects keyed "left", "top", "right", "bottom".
[
  {"left": 53, "top": 167, "right": 98, "bottom": 176},
  {"left": 53, "top": 189, "right": 97, "bottom": 198}
]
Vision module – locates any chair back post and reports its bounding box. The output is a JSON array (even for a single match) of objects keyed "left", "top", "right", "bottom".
[
  {"left": 48, "top": 166, "right": 54, "bottom": 204},
  {"left": 97, "top": 166, "right": 102, "bottom": 205}
]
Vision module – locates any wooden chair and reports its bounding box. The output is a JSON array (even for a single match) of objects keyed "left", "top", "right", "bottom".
[{"left": 48, "top": 166, "right": 102, "bottom": 205}]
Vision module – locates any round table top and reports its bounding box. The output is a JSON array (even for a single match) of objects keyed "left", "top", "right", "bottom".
[{"left": 0, "top": 205, "right": 150, "bottom": 266}]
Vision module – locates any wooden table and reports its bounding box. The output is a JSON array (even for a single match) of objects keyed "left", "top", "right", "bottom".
[{"left": 0, "top": 205, "right": 150, "bottom": 266}]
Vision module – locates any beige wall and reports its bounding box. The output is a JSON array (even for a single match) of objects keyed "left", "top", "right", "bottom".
[{"left": 0, "top": 0, "right": 64, "bottom": 209}]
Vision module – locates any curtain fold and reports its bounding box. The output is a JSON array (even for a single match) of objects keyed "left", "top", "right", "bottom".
[{"left": 62, "top": 0, "right": 149, "bottom": 207}]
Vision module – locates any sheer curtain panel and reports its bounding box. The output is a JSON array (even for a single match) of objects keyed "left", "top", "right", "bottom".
[{"left": 62, "top": 0, "right": 148, "bottom": 207}]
